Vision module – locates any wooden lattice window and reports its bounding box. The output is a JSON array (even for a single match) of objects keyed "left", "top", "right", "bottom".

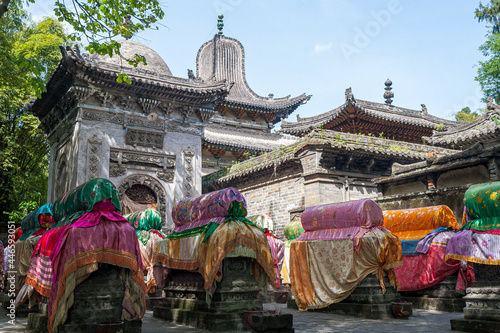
[{"left": 125, "top": 184, "right": 157, "bottom": 204}]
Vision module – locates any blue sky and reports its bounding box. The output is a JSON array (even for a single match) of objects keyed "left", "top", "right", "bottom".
[{"left": 27, "top": 1, "right": 489, "bottom": 122}]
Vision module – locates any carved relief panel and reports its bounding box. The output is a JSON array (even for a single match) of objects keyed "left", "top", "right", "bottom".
[
  {"left": 109, "top": 148, "right": 175, "bottom": 181},
  {"left": 183, "top": 148, "right": 195, "bottom": 198},
  {"left": 87, "top": 135, "right": 102, "bottom": 180},
  {"left": 125, "top": 128, "right": 164, "bottom": 149}
]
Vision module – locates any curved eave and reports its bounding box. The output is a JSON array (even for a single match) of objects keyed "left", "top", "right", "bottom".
[{"left": 202, "top": 138, "right": 271, "bottom": 152}]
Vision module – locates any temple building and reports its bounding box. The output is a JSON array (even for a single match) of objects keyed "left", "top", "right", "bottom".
[
  {"left": 197, "top": 15, "right": 311, "bottom": 174},
  {"left": 203, "top": 86, "right": 459, "bottom": 237},
  {"left": 375, "top": 97, "right": 500, "bottom": 218},
  {"left": 281, "top": 81, "right": 458, "bottom": 143},
  {"left": 29, "top": 41, "right": 230, "bottom": 229}
]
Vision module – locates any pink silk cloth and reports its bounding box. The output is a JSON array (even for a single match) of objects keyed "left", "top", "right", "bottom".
[
  {"left": 395, "top": 231, "right": 473, "bottom": 291},
  {"left": 297, "top": 200, "right": 385, "bottom": 251},
  {"left": 265, "top": 232, "right": 284, "bottom": 288}
]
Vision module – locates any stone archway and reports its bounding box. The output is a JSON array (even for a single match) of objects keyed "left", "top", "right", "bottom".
[{"left": 117, "top": 174, "right": 167, "bottom": 224}]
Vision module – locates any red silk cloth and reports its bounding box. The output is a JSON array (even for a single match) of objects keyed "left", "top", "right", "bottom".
[{"left": 395, "top": 232, "right": 473, "bottom": 292}]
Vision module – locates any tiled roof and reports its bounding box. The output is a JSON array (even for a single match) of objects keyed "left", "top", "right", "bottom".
[
  {"left": 203, "top": 124, "right": 297, "bottom": 152},
  {"left": 422, "top": 106, "right": 500, "bottom": 149},
  {"left": 211, "top": 129, "right": 458, "bottom": 183},
  {"left": 281, "top": 88, "right": 458, "bottom": 136},
  {"left": 196, "top": 34, "right": 311, "bottom": 114}
]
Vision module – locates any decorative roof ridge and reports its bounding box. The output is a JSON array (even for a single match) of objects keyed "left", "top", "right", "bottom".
[
  {"left": 281, "top": 105, "right": 344, "bottom": 127},
  {"left": 206, "top": 124, "right": 292, "bottom": 138},
  {"left": 223, "top": 93, "right": 311, "bottom": 111},
  {"left": 196, "top": 34, "right": 310, "bottom": 111},
  {"left": 425, "top": 110, "right": 499, "bottom": 138}
]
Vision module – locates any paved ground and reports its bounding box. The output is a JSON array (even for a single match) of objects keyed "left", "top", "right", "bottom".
[{"left": 0, "top": 303, "right": 465, "bottom": 332}]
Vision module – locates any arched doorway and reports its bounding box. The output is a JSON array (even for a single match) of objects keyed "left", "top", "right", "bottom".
[{"left": 117, "top": 174, "right": 167, "bottom": 223}]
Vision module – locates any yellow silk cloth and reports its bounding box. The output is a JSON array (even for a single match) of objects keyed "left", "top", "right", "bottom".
[
  {"left": 383, "top": 206, "right": 459, "bottom": 240},
  {"left": 290, "top": 228, "right": 402, "bottom": 310},
  {"left": 139, "top": 233, "right": 164, "bottom": 293},
  {"left": 156, "top": 220, "right": 277, "bottom": 290}
]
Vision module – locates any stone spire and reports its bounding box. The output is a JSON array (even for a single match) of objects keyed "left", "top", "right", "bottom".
[
  {"left": 384, "top": 78, "right": 394, "bottom": 105},
  {"left": 217, "top": 14, "right": 224, "bottom": 35}
]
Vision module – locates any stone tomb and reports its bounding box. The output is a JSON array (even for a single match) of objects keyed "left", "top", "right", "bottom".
[
  {"left": 451, "top": 264, "right": 500, "bottom": 332},
  {"left": 153, "top": 257, "right": 288, "bottom": 331}
]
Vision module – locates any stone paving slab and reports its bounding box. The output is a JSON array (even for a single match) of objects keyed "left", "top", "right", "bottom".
[{"left": 0, "top": 303, "right": 466, "bottom": 332}]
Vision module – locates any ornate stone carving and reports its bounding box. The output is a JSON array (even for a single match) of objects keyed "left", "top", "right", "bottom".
[
  {"left": 183, "top": 148, "right": 195, "bottom": 198},
  {"left": 109, "top": 148, "right": 175, "bottom": 174},
  {"left": 117, "top": 174, "right": 167, "bottom": 222},
  {"left": 87, "top": 135, "right": 102, "bottom": 180},
  {"left": 125, "top": 116, "right": 164, "bottom": 130},
  {"left": 156, "top": 170, "right": 174, "bottom": 182},
  {"left": 196, "top": 107, "right": 217, "bottom": 123},
  {"left": 94, "top": 90, "right": 112, "bottom": 107},
  {"left": 82, "top": 110, "right": 125, "bottom": 125},
  {"left": 165, "top": 123, "right": 203, "bottom": 136},
  {"left": 159, "top": 102, "right": 175, "bottom": 118},
  {"left": 125, "top": 128, "right": 164, "bottom": 149},
  {"left": 72, "top": 86, "right": 94, "bottom": 103},
  {"left": 180, "top": 105, "right": 194, "bottom": 121},
  {"left": 113, "top": 95, "right": 134, "bottom": 110},
  {"left": 109, "top": 165, "right": 127, "bottom": 177},
  {"left": 137, "top": 97, "right": 161, "bottom": 113}
]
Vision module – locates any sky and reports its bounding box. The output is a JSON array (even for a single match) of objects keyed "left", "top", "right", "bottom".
[{"left": 27, "top": 0, "right": 490, "bottom": 123}]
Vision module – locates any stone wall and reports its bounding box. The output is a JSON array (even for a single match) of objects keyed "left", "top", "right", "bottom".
[{"left": 373, "top": 186, "right": 469, "bottom": 225}]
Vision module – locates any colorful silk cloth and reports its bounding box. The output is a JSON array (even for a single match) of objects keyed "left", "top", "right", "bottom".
[
  {"left": 248, "top": 215, "right": 274, "bottom": 232},
  {"left": 171, "top": 187, "right": 246, "bottom": 232},
  {"left": 461, "top": 181, "right": 500, "bottom": 231},
  {"left": 52, "top": 177, "right": 122, "bottom": 227},
  {"left": 20, "top": 204, "right": 55, "bottom": 241},
  {"left": 26, "top": 178, "right": 145, "bottom": 333},
  {"left": 290, "top": 228, "right": 402, "bottom": 310},
  {"left": 446, "top": 181, "right": 500, "bottom": 264},
  {"left": 11, "top": 235, "right": 42, "bottom": 298},
  {"left": 395, "top": 231, "right": 472, "bottom": 291},
  {"left": 156, "top": 188, "right": 277, "bottom": 292},
  {"left": 281, "top": 220, "right": 305, "bottom": 284},
  {"left": 383, "top": 205, "right": 459, "bottom": 241},
  {"left": 297, "top": 200, "right": 385, "bottom": 252},
  {"left": 126, "top": 209, "right": 166, "bottom": 293}
]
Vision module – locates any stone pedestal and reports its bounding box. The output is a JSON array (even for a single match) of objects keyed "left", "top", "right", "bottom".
[
  {"left": 153, "top": 257, "right": 264, "bottom": 331},
  {"left": 451, "top": 264, "right": 500, "bottom": 332},
  {"left": 400, "top": 274, "right": 465, "bottom": 312},
  {"left": 317, "top": 274, "right": 401, "bottom": 319}
]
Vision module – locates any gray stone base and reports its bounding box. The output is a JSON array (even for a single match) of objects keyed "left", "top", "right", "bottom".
[
  {"left": 400, "top": 296, "right": 465, "bottom": 312},
  {"left": 27, "top": 313, "right": 48, "bottom": 333},
  {"left": 153, "top": 306, "right": 244, "bottom": 331},
  {"left": 316, "top": 302, "right": 395, "bottom": 319},
  {"left": 451, "top": 318, "right": 500, "bottom": 333}
]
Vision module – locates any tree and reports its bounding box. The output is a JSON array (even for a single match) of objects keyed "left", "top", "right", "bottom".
[
  {"left": 476, "top": 33, "right": 500, "bottom": 103},
  {"left": 1, "top": 0, "right": 164, "bottom": 69},
  {"left": 0, "top": 3, "right": 67, "bottom": 221},
  {"left": 476, "top": 0, "right": 500, "bottom": 33},
  {"left": 454, "top": 106, "right": 482, "bottom": 122}
]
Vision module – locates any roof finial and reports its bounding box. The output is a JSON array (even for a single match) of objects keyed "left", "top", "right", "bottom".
[
  {"left": 217, "top": 14, "right": 224, "bottom": 35},
  {"left": 384, "top": 78, "right": 394, "bottom": 105}
]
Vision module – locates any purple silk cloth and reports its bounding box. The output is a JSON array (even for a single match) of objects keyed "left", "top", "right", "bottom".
[
  {"left": 172, "top": 187, "right": 247, "bottom": 233},
  {"left": 300, "top": 199, "right": 383, "bottom": 231},
  {"left": 415, "top": 228, "right": 452, "bottom": 254},
  {"left": 446, "top": 229, "right": 500, "bottom": 264}
]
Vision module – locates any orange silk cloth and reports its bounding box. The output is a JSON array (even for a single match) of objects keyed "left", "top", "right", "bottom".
[
  {"left": 156, "top": 220, "right": 277, "bottom": 290},
  {"left": 139, "top": 232, "right": 164, "bottom": 293},
  {"left": 383, "top": 206, "right": 459, "bottom": 240},
  {"left": 289, "top": 228, "right": 402, "bottom": 310}
]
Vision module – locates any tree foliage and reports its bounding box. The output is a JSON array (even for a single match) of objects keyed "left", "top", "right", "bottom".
[
  {"left": 0, "top": 2, "right": 67, "bottom": 221},
  {"left": 1, "top": 0, "right": 164, "bottom": 68},
  {"left": 476, "top": 33, "right": 500, "bottom": 103},
  {"left": 454, "top": 106, "right": 482, "bottom": 122},
  {"left": 476, "top": 0, "right": 500, "bottom": 34}
]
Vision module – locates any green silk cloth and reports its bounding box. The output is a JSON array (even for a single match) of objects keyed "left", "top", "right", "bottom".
[
  {"left": 125, "top": 208, "right": 166, "bottom": 245},
  {"left": 462, "top": 181, "right": 500, "bottom": 231},
  {"left": 167, "top": 201, "right": 255, "bottom": 242},
  {"left": 52, "top": 178, "right": 122, "bottom": 227},
  {"left": 284, "top": 220, "right": 305, "bottom": 247}
]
